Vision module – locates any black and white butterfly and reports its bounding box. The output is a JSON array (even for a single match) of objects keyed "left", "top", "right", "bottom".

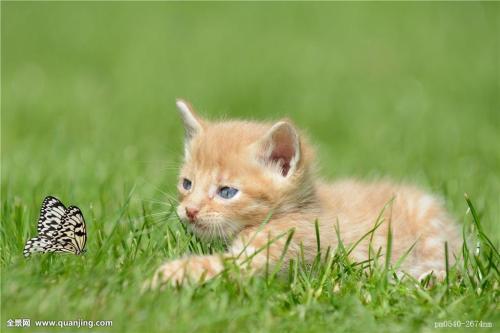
[{"left": 23, "top": 196, "right": 87, "bottom": 257}]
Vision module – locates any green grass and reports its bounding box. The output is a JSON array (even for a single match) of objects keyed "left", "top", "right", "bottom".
[{"left": 1, "top": 2, "right": 499, "bottom": 332}]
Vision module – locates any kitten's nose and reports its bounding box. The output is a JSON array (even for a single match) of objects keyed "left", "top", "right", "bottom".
[{"left": 185, "top": 207, "right": 199, "bottom": 222}]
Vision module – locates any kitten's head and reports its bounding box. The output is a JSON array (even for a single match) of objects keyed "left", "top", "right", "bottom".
[{"left": 174, "top": 99, "right": 315, "bottom": 241}]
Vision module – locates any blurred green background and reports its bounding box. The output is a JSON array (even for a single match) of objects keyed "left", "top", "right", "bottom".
[
  {"left": 1, "top": 2, "right": 499, "bottom": 332},
  {"left": 3, "top": 2, "right": 498, "bottom": 223}
]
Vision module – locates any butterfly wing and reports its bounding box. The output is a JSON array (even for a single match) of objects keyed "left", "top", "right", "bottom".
[
  {"left": 56, "top": 206, "right": 87, "bottom": 254},
  {"left": 24, "top": 197, "right": 87, "bottom": 257},
  {"left": 37, "top": 196, "right": 67, "bottom": 238},
  {"left": 23, "top": 236, "right": 75, "bottom": 258}
]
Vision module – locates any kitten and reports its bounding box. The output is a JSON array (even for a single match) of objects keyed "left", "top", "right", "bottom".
[{"left": 148, "top": 99, "right": 460, "bottom": 288}]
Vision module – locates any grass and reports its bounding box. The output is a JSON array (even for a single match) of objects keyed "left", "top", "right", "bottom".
[{"left": 1, "top": 2, "right": 499, "bottom": 332}]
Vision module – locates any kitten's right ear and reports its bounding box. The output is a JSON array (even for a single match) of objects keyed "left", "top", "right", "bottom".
[
  {"left": 176, "top": 99, "right": 204, "bottom": 141},
  {"left": 176, "top": 99, "right": 205, "bottom": 159}
]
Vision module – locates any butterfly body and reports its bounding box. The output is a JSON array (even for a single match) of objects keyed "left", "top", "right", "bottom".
[{"left": 23, "top": 196, "right": 87, "bottom": 257}]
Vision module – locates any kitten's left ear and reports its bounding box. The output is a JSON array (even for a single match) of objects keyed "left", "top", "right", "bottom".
[
  {"left": 256, "top": 121, "right": 301, "bottom": 177},
  {"left": 176, "top": 99, "right": 204, "bottom": 141}
]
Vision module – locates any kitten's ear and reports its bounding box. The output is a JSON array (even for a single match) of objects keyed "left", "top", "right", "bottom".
[
  {"left": 256, "top": 121, "right": 301, "bottom": 177},
  {"left": 176, "top": 99, "right": 204, "bottom": 141},
  {"left": 176, "top": 99, "right": 205, "bottom": 159}
]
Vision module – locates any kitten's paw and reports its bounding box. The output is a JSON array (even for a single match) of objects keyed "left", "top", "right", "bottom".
[
  {"left": 145, "top": 255, "right": 224, "bottom": 290},
  {"left": 144, "top": 260, "right": 188, "bottom": 290},
  {"left": 156, "top": 260, "right": 187, "bottom": 287}
]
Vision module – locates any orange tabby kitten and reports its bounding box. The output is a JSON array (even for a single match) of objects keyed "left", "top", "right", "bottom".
[{"left": 148, "top": 99, "right": 460, "bottom": 288}]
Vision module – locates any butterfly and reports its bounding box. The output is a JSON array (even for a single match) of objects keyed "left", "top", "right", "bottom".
[{"left": 23, "top": 196, "right": 87, "bottom": 257}]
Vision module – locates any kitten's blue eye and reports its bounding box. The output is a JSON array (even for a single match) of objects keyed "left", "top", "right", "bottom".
[
  {"left": 218, "top": 186, "right": 238, "bottom": 199},
  {"left": 182, "top": 178, "right": 192, "bottom": 190}
]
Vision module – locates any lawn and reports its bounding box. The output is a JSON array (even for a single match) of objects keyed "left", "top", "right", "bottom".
[{"left": 1, "top": 2, "right": 499, "bottom": 332}]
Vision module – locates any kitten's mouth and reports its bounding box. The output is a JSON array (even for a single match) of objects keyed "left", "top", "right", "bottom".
[
  {"left": 183, "top": 219, "right": 208, "bottom": 231},
  {"left": 188, "top": 222, "right": 216, "bottom": 241},
  {"left": 185, "top": 219, "right": 223, "bottom": 240},
  {"left": 191, "top": 221, "right": 207, "bottom": 230}
]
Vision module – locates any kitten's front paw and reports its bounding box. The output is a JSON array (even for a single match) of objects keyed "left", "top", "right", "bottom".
[
  {"left": 148, "top": 259, "right": 188, "bottom": 289},
  {"left": 145, "top": 255, "right": 224, "bottom": 290}
]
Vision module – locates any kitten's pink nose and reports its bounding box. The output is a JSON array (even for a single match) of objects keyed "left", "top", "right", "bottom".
[{"left": 185, "top": 207, "right": 199, "bottom": 222}]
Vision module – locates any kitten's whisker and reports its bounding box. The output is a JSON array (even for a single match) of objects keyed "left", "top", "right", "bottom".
[
  {"left": 162, "top": 192, "right": 180, "bottom": 204},
  {"left": 141, "top": 199, "right": 176, "bottom": 207},
  {"left": 219, "top": 224, "right": 228, "bottom": 242},
  {"left": 150, "top": 185, "right": 171, "bottom": 197},
  {"left": 156, "top": 166, "right": 181, "bottom": 172},
  {"left": 211, "top": 225, "right": 218, "bottom": 241},
  {"left": 142, "top": 180, "right": 179, "bottom": 203},
  {"left": 222, "top": 221, "right": 238, "bottom": 239},
  {"left": 215, "top": 224, "right": 223, "bottom": 243},
  {"left": 136, "top": 164, "right": 179, "bottom": 171},
  {"left": 216, "top": 223, "right": 230, "bottom": 246},
  {"left": 141, "top": 211, "right": 177, "bottom": 219},
  {"left": 125, "top": 211, "right": 178, "bottom": 225}
]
